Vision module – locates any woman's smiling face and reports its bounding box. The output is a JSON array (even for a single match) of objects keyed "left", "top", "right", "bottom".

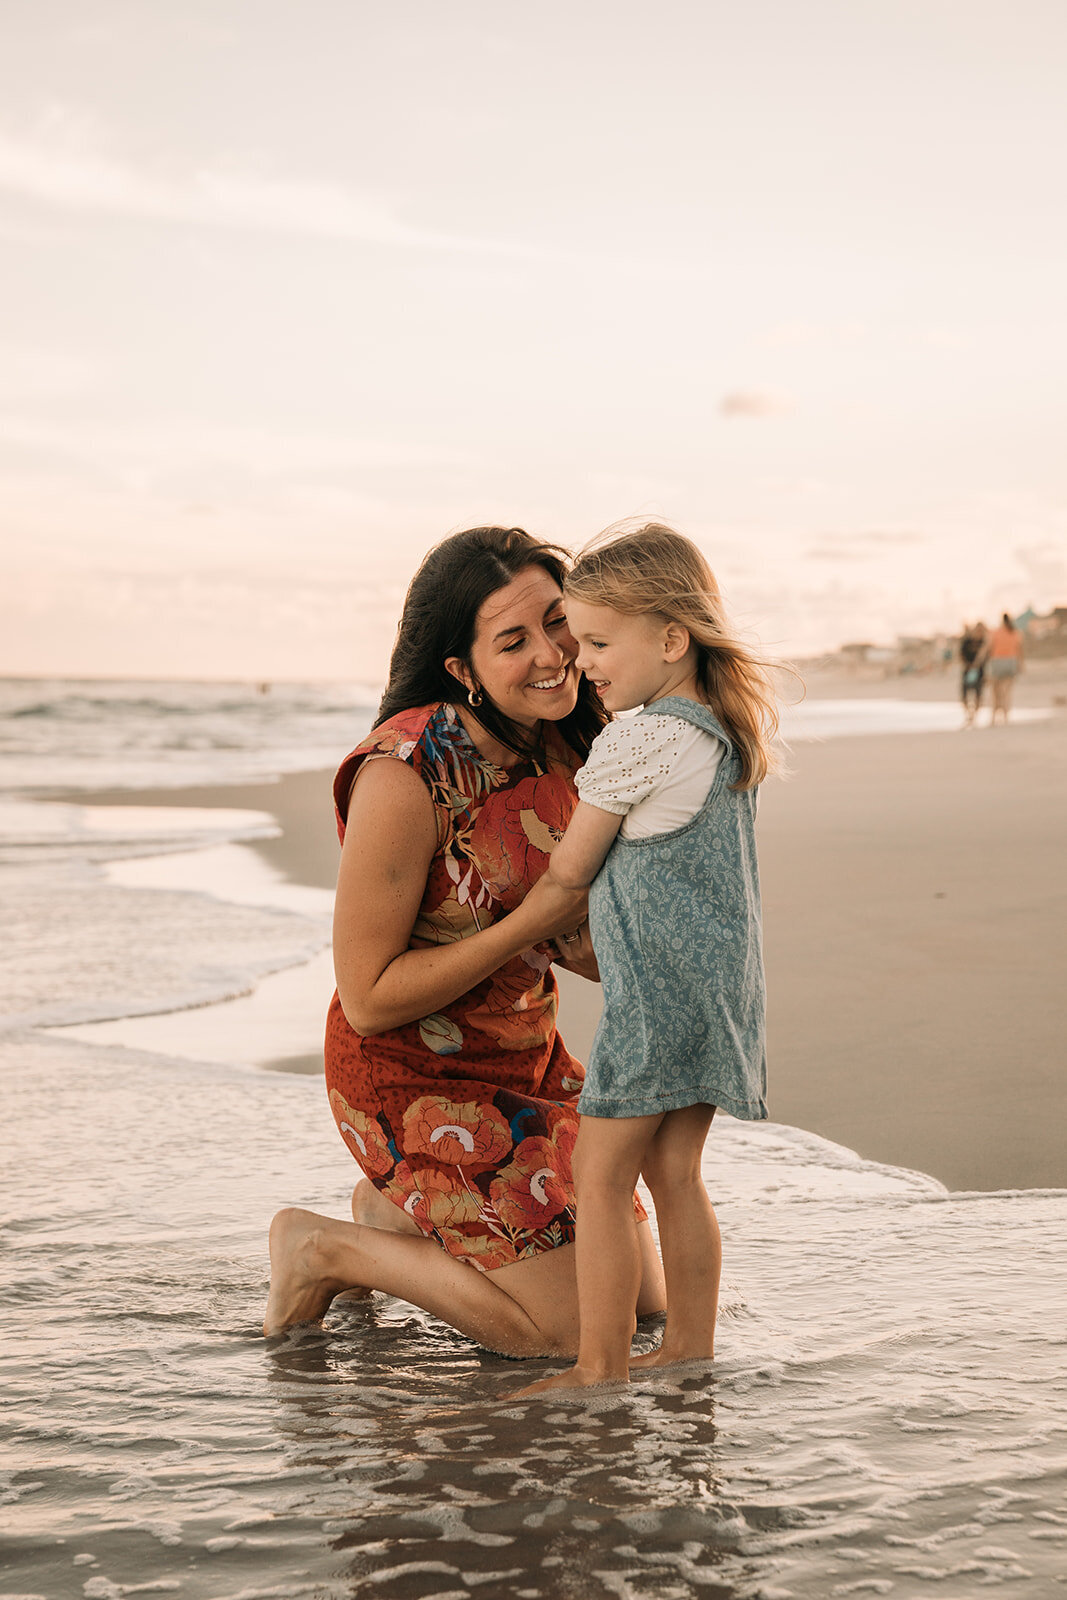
[{"left": 447, "top": 565, "right": 580, "bottom": 730}]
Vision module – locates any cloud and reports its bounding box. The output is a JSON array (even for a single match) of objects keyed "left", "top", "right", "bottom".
[
  {"left": 0, "top": 345, "right": 92, "bottom": 402},
  {"left": 719, "top": 389, "right": 793, "bottom": 419},
  {"left": 0, "top": 560, "right": 402, "bottom": 681},
  {"left": 0, "top": 109, "right": 739, "bottom": 285},
  {"left": 805, "top": 545, "right": 873, "bottom": 562},
  {"left": 1011, "top": 542, "right": 1067, "bottom": 603},
  {"left": 0, "top": 413, "right": 482, "bottom": 480},
  {"left": 584, "top": 471, "right": 682, "bottom": 506},
  {"left": 804, "top": 530, "right": 930, "bottom": 561},
  {"left": 0, "top": 109, "right": 491, "bottom": 254},
  {"left": 857, "top": 530, "right": 929, "bottom": 546}
]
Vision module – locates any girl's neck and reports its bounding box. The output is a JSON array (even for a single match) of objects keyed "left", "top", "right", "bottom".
[{"left": 645, "top": 665, "right": 705, "bottom": 708}]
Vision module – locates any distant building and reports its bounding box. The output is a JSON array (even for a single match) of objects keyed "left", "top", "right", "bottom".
[{"left": 807, "top": 602, "right": 1067, "bottom": 673}]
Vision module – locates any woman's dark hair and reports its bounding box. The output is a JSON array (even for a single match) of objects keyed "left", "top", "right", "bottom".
[
  {"left": 1002, "top": 612, "right": 1016, "bottom": 629},
  {"left": 375, "top": 526, "right": 607, "bottom": 760}
]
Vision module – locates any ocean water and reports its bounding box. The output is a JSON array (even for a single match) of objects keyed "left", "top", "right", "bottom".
[
  {"left": 0, "top": 676, "right": 379, "bottom": 793},
  {"left": 2, "top": 680, "right": 1065, "bottom": 1600}
]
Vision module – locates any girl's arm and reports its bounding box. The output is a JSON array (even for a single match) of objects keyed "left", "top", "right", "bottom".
[
  {"left": 333, "top": 759, "right": 586, "bottom": 1036},
  {"left": 546, "top": 800, "right": 623, "bottom": 889},
  {"left": 518, "top": 802, "right": 620, "bottom": 956}
]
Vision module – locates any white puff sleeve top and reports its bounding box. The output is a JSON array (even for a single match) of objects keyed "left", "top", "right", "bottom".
[{"left": 575, "top": 711, "right": 724, "bottom": 839}]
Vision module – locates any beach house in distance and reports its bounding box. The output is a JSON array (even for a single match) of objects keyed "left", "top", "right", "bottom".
[{"left": 808, "top": 604, "right": 1067, "bottom": 679}]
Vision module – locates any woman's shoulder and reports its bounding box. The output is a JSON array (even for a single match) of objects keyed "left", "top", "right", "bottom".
[{"left": 334, "top": 703, "right": 454, "bottom": 825}]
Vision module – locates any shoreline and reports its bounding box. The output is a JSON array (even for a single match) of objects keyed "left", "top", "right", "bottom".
[
  {"left": 70, "top": 697, "right": 1067, "bottom": 1193},
  {"left": 76, "top": 768, "right": 342, "bottom": 892}
]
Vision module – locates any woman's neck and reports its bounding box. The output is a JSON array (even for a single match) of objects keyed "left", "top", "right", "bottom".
[{"left": 454, "top": 704, "right": 537, "bottom": 768}]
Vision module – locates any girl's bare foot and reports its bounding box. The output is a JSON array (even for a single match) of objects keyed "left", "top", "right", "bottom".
[
  {"left": 505, "top": 1363, "right": 627, "bottom": 1399},
  {"left": 263, "top": 1207, "right": 352, "bottom": 1336}
]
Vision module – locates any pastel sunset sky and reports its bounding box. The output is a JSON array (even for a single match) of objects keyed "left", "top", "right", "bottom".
[{"left": 2, "top": 0, "right": 1065, "bottom": 680}]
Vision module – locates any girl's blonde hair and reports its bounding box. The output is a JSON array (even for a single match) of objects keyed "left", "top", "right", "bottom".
[{"left": 566, "top": 522, "right": 780, "bottom": 789}]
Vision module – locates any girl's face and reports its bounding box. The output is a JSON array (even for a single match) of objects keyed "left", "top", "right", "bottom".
[
  {"left": 447, "top": 565, "right": 580, "bottom": 729},
  {"left": 565, "top": 598, "right": 682, "bottom": 712}
]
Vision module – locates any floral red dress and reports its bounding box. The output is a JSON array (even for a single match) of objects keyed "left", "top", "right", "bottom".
[{"left": 325, "top": 702, "right": 644, "bottom": 1273}]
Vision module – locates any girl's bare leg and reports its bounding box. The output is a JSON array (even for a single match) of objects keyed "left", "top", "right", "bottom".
[
  {"left": 630, "top": 1104, "right": 720, "bottom": 1370},
  {"left": 510, "top": 1114, "right": 663, "bottom": 1395},
  {"left": 636, "top": 1214, "right": 667, "bottom": 1316}
]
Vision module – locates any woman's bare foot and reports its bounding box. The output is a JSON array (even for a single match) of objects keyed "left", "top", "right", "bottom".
[
  {"left": 505, "top": 1363, "right": 628, "bottom": 1400},
  {"left": 628, "top": 1345, "right": 714, "bottom": 1371},
  {"left": 263, "top": 1207, "right": 352, "bottom": 1336},
  {"left": 350, "top": 1179, "right": 421, "bottom": 1236}
]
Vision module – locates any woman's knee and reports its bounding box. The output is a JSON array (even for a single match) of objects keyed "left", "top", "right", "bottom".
[{"left": 488, "top": 1244, "right": 580, "bottom": 1356}]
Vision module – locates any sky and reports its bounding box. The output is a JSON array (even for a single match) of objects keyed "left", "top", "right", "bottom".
[{"left": 2, "top": 0, "right": 1065, "bottom": 681}]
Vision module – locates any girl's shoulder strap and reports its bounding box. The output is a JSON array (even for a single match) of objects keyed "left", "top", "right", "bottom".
[{"left": 639, "top": 695, "right": 733, "bottom": 752}]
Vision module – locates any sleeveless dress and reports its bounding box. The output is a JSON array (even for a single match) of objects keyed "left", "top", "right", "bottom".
[
  {"left": 324, "top": 702, "right": 647, "bottom": 1273},
  {"left": 577, "top": 697, "right": 768, "bottom": 1122}
]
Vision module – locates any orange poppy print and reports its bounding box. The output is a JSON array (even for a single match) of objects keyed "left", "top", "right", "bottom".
[
  {"left": 402, "top": 1095, "right": 512, "bottom": 1168},
  {"left": 410, "top": 1166, "right": 485, "bottom": 1228},
  {"left": 328, "top": 1089, "right": 394, "bottom": 1178},
  {"left": 472, "top": 777, "right": 570, "bottom": 909},
  {"left": 489, "top": 1133, "right": 572, "bottom": 1233}
]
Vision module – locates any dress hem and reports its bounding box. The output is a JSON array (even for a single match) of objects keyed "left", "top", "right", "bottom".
[{"left": 576, "top": 1086, "right": 768, "bottom": 1121}]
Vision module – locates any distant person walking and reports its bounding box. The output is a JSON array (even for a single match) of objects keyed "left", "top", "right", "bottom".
[
  {"left": 959, "top": 622, "right": 989, "bottom": 729},
  {"left": 988, "top": 613, "right": 1024, "bottom": 725}
]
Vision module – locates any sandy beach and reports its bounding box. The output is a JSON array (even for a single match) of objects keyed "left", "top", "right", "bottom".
[
  {"left": 9, "top": 677, "right": 1067, "bottom": 1600},
  {"left": 85, "top": 679, "right": 1067, "bottom": 1195},
  {"left": 759, "top": 711, "right": 1066, "bottom": 1192}
]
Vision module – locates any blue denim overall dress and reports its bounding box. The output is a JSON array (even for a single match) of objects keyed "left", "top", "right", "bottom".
[{"left": 578, "top": 696, "right": 768, "bottom": 1121}]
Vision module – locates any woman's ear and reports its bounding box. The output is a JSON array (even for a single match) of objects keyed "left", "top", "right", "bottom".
[
  {"left": 662, "top": 622, "right": 691, "bottom": 663},
  {"left": 444, "top": 655, "right": 473, "bottom": 693}
]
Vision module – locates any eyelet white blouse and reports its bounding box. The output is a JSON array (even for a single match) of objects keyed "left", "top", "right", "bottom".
[{"left": 575, "top": 711, "right": 724, "bottom": 839}]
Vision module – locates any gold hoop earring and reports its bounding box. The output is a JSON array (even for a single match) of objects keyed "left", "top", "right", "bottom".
[{"left": 467, "top": 685, "right": 483, "bottom": 709}]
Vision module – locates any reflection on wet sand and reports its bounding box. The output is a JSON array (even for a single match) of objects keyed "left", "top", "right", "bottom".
[
  {"left": 266, "top": 1302, "right": 743, "bottom": 1599},
  {"left": 260, "top": 1292, "right": 751, "bottom": 1593}
]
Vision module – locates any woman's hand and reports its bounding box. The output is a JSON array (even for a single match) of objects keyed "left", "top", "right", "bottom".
[{"left": 551, "top": 920, "right": 600, "bottom": 982}]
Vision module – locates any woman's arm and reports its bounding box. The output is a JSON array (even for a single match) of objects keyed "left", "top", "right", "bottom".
[{"left": 333, "top": 759, "right": 586, "bottom": 1035}]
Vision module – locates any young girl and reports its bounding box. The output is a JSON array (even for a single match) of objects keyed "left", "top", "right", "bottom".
[{"left": 514, "top": 522, "right": 778, "bottom": 1394}]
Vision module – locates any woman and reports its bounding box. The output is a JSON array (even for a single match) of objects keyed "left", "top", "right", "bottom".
[
  {"left": 959, "top": 621, "right": 989, "bottom": 729},
  {"left": 264, "top": 526, "right": 666, "bottom": 1355},
  {"left": 987, "top": 613, "right": 1024, "bottom": 725}
]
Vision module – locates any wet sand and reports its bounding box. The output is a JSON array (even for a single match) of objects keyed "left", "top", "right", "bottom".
[{"left": 82, "top": 695, "right": 1067, "bottom": 1194}]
